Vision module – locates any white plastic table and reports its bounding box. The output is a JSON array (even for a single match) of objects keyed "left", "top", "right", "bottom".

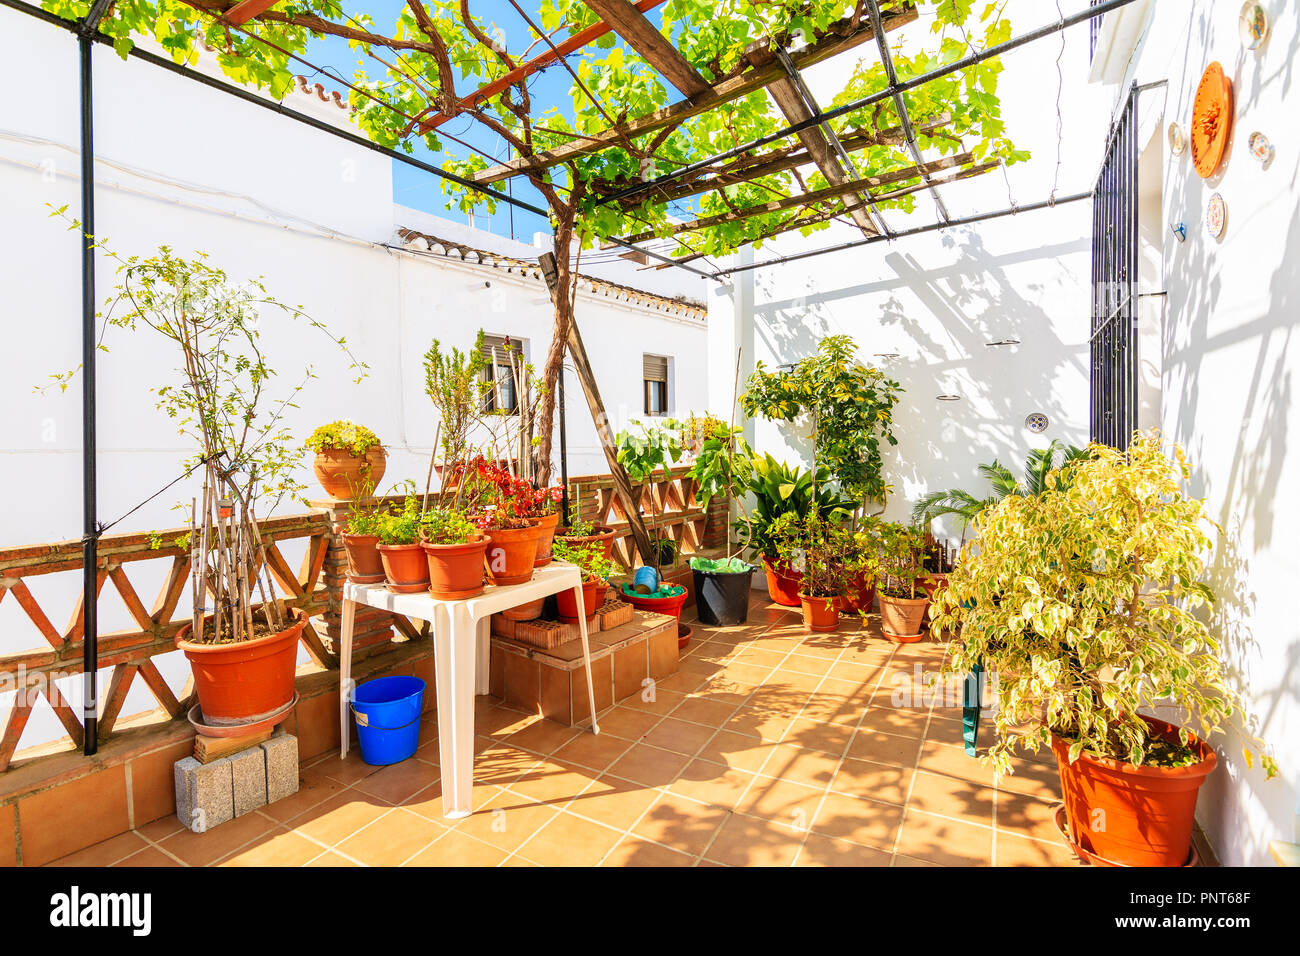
[{"left": 339, "top": 561, "right": 601, "bottom": 818}]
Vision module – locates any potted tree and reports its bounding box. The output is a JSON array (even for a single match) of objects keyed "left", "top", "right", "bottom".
[
  {"left": 376, "top": 496, "right": 431, "bottom": 593},
  {"left": 932, "top": 433, "right": 1278, "bottom": 866},
  {"left": 62, "top": 233, "right": 364, "bottom": 725},
  {"left": 552, "top": 540, "right": 617, "bottom": 624},
  {"left": 770, "top": 511, "right": 847, "bottom": 633},
  {"left": 875, "top": 523, "right": 929, "bottom": 642},
  {"left": 420, "top": 505, "right": 489, "bottom": 600},
  {"left": 306, "top": 420, "right": 386, "bottom": 500},
  {"left": 839, "top": 516, "right": 882, "bottom": 614}
]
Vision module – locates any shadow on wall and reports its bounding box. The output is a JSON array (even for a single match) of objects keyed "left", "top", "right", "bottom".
[
  {"left": 1159, "top": 1, "right": 1300, "bottom": 865},
  {"left": 747, "top": 225, "right": 1089, "bottom": 535}
]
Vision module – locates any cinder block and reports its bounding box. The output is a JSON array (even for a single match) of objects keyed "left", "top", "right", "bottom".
[
  {"left": 261, "top": 732, "right": 300, "bottom": 805},
  {"left": 174, "top": 756, "right": 234, "bottom": 833},
  {"left": 230, "top": 747, "right": 268, "bottom": 817}
]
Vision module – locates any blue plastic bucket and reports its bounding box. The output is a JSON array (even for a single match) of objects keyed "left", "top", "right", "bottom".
[{"left": 351, "top": 675, "right": 425, "bottom": 766}]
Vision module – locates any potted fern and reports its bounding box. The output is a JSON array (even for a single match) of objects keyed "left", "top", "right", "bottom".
[{"left": 932, "top": 432, "right": 1278, "bottom": 866}]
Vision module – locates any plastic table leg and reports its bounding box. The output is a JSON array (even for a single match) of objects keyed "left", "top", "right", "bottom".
[
  {"left": 338, "top": 596, "right": 356, "bottom": 759},
  {"left": 434, "top": 602, "right": 478, "bottom": 818},
  {"left": 475, "top": 615, "right": 491, "bottom": 696},
  {"left": 571, "top": 580, "right": 600, "bottom": 735}
]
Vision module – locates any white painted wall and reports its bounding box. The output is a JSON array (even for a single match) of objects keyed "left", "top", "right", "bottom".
[
  {"left": 1097, "top": 0, "right": 1300, "bottom": 867},
  {"left": 0, "top": 7, "right": 706, "bottom": 751}
]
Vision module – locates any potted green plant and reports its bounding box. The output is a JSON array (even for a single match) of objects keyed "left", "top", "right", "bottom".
[
  {"left": 554, "top": 499, "right": 618, "bottom": 556},
  {"left": 420, "top": 505, "right": 489, "bottom": 600},
  {"left": 685, "top": 411, "right": 755, "bottom": 626},
  {"left": 552, "top": 540, "right": 617, "bottom": 623},
  {"left": 306, "top": 420, "right": 386, "bottom": 500},
  {"left": 770, "top": 511, "right": 848, "bottom": 633},
  {"left": 341, "top": 494, "right": 387, "bottom": 585},
  {"left": 840, "top": 516, "right": 882, "bottom": 614},
  {"left": 376, "top": 496, "right": 430, "bottom": 593},
  {"left": 875, "top": 522, "right": 929, "bottom": 642},
  {"left": 932, "top": 433, "right": 1278, "bottom": 866},
  {"left": 55, "top": 230, "right": 364, "bottom": 725},
  {"left": 615, "top": 419, "right": 686, "bottom": 571}
]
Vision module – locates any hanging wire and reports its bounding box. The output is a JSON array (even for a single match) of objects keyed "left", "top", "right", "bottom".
[{"left": 1050, "top": 0, "right": 1066, "bottom": 204}]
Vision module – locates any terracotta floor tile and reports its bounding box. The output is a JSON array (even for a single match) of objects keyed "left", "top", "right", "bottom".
[
  {"left": 761, "top": 668, "right": 824, "bottom": 695},
  {"left": 405, "top": 828, "right": 510, "bottom": 867},
  {"left": 670, "top": 695, "right": 741, "bottom": 727},
  {"left": 158, "top": 811, "right": 279, "bottom": 866},
  {"left": 812, "top": 792, "right": 904, "bottom": 850},
  {"left": 782, "top": 718, "right": 855, "bottom": 756},
  {"left": 600, "top": 835, "right": 695, "bottom": 867},
  {"left": 830, "top": 757, "right": 913, "bottom": 806},
  {"left": 262, "top": 765, "right": 349, "bottom": 823},
  {"left": 847, "top": 729, "right": 924, "bottom": 768},
  {"left": 305, "top": 851, "right": 359, "bottom": 867},
  {"left": 136, "top": 816, "right": 185, "bottom": 842},
  {"left": 505, "top": 718, "right": 582, "bottom": 756},
  {"left": 621, "top": 689, "right": 689, "bottom": 718},
  {"left": 653, "top": 670, "right": 710, "bottom": 694},
  {"left": 796, "top": 832, "right": 892, "bottom": 867},
  {"left": 290, "top": 791, "right": 394, "bottom": 847},
  {"left": 401, "top": 776, "right": 499, "bottom": 822},
  {"left": 798, "top": 692, "right": 868, "bottom": 728},
  {"left": 858, "top": 706, "right": 932, "bottom": 739},
  {"left": 335, "top": 807, "right": 444, "bottom": 866},
  {"left": 218, "top": 827, "right": 328, "bottom": 867},
  {"left": 631, "top": 791, "right": 730, "bottom": 855},
  {"left": 892, "top": 853, "right": 941, "bottom": 866},
  {"left": 112, "top": 846, "right": 182, "bottom": 867},
  {"left": 995, "top": 830, "right": 1081, "bottom": 866},
  {"left": 994, "top": 791, "right": 1068, "bottom": 844},
  {"left": 308, "top": 750, "right": 386, "bottom": 786},
  {"left": 566, "top": 777, "right": 661, "bottom": 830},
  {"left": 827, "top": 660, "right": 885, "bottom": 686},
  {"left": 731, "top": 647, "right": 789, "bottom": 669},
  {"left": 996, "top": 755, "right": 1063, "bottom": 801},
  {"left": 779, "top": 654, "right": 836, "bottom": 678},
  {"left": 47, "top": 830, "right": 148, "bottom": 867},
  {"left": 352, "top": 757, "right": 441, "bottom": 805},
  {"left": 553, "top": 730, "right": 635, "bottom": 771},
  {"left": 916, "top": 740, "right": 998, "bottom": 787},
  {"left": 473, "top": 743, "right": 544, "bottom": 787},
  {"left": 607, "top": 743, "right": 692, "bottom": 788},
  {"left": 906, "top": 769, "right": 996, "bottom": 826},
  {"left": 695, "top": 730, "right": 773, "bottom": 773},
  {"left": 737, "top": 776, "right": 823, "bottom": 829},
  {"left": 642, "top": 717, "right": 717, "bottom": 756},
  {"left": 447, "top": 790, "right": 559, "bottom": 851},
  {"left": 755, "top": 743, "right": 841, "bottom": 788},
  {"left": 669, "top": 760, "right": 755, "bottom": 810},
  {"left": 595, "top": 706, "right": 662, "bottom": 741},
  {"left": 704, "top": 812, "right": 805, "bottom": 867},
  {"left": 515, "top": 812, "right": 623, "bottom": 867},
  {"left": 507, "top": 759, "right": 600, "bottom": 806},
  {"left": 895, "top": 809, "right": 993, "bottom": 866},
  {"left": 720, "top": 707, "right": 796, "bottom": 744}
]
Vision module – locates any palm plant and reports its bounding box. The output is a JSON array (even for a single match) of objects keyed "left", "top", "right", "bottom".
[{"left": 911, "top": 440, "right": 1088, "bottom": 534}]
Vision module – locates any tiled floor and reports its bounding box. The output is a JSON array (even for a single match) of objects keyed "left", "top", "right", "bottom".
[{"left": 46, "top": 595, "right": 1083, "bottom": 867}]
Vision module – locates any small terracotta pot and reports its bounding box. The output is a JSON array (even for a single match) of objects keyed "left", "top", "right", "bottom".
[
  {"left": 533, "top": 510, "right": 561, "bottom": 568},
  {"left": 878, "top": 592, "right": 930, "bottom": 642},
  {"left": 501, "top": 597, "right": 546, "bottom": 622},
  {"left": 619, "top": 583, "right": 689, "bottom": 621},
  {"left": 838, "top": 573, "right": 876, "bottom": 613},
  {"left": 799, "top": 592, "right": 841, "bottom": 632},
  {"left": 378, "top": 542, "right": 430, "bottom": 593},
  {"left": 1053, "top": 716, "right": 1217, "bottom": 867},
  {"left": 762, "top": 557, "right": 804, "bottom": 607},
  {"left": 677, "top": 621, "right": 692, "bottom": 650},
  {"left": 342, "top": 533, "right": 385, "bottom": 584},
  {"left": 176, "top": 607, "right": 305, "bottom": 723},
  {"left": 313, "top": 446, "right": 386, "bottom": 499},
  {"left": 484, "top": 523, "right": 543, "bottom": 586},
  {"left": 554, "top": 525, "right": 618, "bottom": 558},
  {"left": 421, "top": 535, "right": 488, "bottom": 600},
  {"left": 555, "top": 578, "right": 608, "bottom": 623}
]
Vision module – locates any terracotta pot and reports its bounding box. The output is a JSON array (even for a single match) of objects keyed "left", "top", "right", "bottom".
[
  {"left": 501, "top": 597, "right": 546, "bottom": 622},
  {"left": 1053, "top": 716, "right": 1217, "bottom": 867},
  {"left": 342, "top": 533, "right": 385, "bottom": 584},
  {"left": 761, "top": 557, "right": 803, "bottom": 607},
  {"left": 878, "top": 592, "right": 930, "bottom": 642},
  {"left": 556, "top": 578, "right": 608, "bottom": 623},
  {"left": 920, "top": 572, "right": 949, "bottom": 599},
  {"left": 533, "top": 510, "right": 561, "bottom": 568},
  {"left": 421, "top": 535, "right": 488, "bottom": 600},
  {"left": 378, "top": 542, "right": 430, "bottom": 593},
  {"left": 176, "top": 608, "right": 306, "bottom": 723},
  {"left": 313, "top": 446, "right": 386, "bottom": 500},
  {"left": 619, "top": 583, "right": 689, "bottom": 621},
  {"left": 799, "top": 592, "right": 841, "bottom": 633},
  {"left": 484, "top": 523, "right": 543, "bottom": 586},
  {"left": 838, "top": 573, "right": 876, "bottom": 613},
  {"left": 554, "top": 524, "right": 618, "bottom": 558},
  {"left": 677, "top": 621, "right": 692, "bottom": 650}
]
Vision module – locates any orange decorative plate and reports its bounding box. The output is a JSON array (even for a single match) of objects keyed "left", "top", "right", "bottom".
[{"left": 1191, "top": 61, "right": 1233, "bottom": 178}]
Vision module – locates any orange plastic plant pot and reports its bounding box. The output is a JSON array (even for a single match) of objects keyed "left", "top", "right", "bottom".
[{"left": 176, "top": 608, "right": 306, "bottom": 723}]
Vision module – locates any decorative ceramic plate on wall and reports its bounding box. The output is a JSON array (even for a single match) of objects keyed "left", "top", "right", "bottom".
[
  {"left": 1206, "top": 193, "right": 1227, "bottom": 238},
  {"left": 1248, "top": 131, "right": 1274, "bottom": 165},
  {"left": 1025, "top": 412, "right": 1049, "bottom": 433},
  {"left": 1168, "top": 121, "right": 1187, "bottom": 156},
  {"left": 1191, "top": 62, "right": 1233, "bottom": 178},
  {"left": 1239, "top": 2, "right": 1269, "bottom": 49}
]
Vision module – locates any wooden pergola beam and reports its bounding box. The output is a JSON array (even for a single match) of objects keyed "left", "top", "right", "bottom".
[
  {"left": 613, "top": 151, "right": 975, "bottom": 244},
  {"left": 582, "top": 0, "right": 710, "bottom": 98},
  {"left": 221, "top": 0, "right": 278, "bottom": 26},
  {"left": 471, "top": 3, "right": 918, "bottom": 184}
]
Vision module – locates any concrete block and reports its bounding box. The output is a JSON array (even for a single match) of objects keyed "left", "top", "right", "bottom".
[
  {"left": 261, "top": 731, "right": 300, "bottom": 805},
  {"left": 229, "top": 747, "right": 268, "bottom": 818},
  {"left": 174, "top": 756, "right": 233, "bottom": 833}
]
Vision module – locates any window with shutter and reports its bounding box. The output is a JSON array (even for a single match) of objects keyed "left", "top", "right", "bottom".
[
  {"left": 481, "top": 335, "right": 523, "bottom": 414},
  {"left": 643, "top": 354, "right": 669, "bottom": 416}
]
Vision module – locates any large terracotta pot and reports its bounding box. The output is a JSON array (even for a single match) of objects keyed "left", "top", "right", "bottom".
[
  {"left": 619, "top": 583, "right": 689, "bottom": 621},
  {"left": 1053, "top": 716, "right": 1217, "bottom": 867},
  {"left": 761, "top": 557, "right": 803, "bottom": 607},
  {"left": 176, "top": 608, "right": 306, "bottom": 723},
  {"left": 313, "top": 446, "right": 386, "bottom": 499},
  {"left": 421, "top": 536, "right": 489, "bottom": 600},
  {"left": 799, "top": 592, "right": 841, "bottom": 633},
  {"left": 838, "top": 573, "right": 876, "bottom": 613},
  {"left": 342, "top": 533, "right": 385, "bottom": 584},
  {"left": 501, "top": 598, "right": 546, "bottom": 622},
  {"left": 555, "top": 578, "right": 608, "bottom": 623},
  {"left": 484, "top": 523, "right": 542, "bottom": 586},
  {"left": 533, "top": 510, "right": 562, "bottom": 568},
  {"left": 878, "top": 592, "right": 929, "bottom": 642},
  {"left": 554, "top": 524, "right": 618, "bottom": 558},
  {"left": 378, "top": 542, "right": 430, "bottom": 593}
]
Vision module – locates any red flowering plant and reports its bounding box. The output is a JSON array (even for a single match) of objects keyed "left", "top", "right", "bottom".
[{"left": 458, "top": 456, "right": 558, "bottom": 530}]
